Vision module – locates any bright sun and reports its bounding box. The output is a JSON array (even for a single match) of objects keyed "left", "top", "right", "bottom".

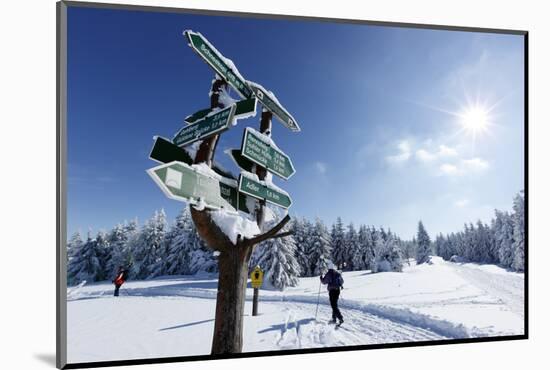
[{"left": 460, "top": 106, "right": 490, "bottom": 134}]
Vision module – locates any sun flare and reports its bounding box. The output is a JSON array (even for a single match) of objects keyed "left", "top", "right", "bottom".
[{"left": 460, "top": 106, "right": 490, "bottom": 134}]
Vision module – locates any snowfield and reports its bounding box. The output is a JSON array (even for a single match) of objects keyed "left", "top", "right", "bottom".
[{"left": 67, "top": 257, "right": 524, "bottom": 364}]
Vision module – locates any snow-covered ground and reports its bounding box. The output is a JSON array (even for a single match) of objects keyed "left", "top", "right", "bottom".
[{"left": 67, "top": 257, "right": 524, "bottom": 364}]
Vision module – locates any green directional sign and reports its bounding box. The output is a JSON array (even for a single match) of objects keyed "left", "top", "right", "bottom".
[
  {"left": 148, "top": 160, "right": 252, "bottom": 214},
  {"left": 226, "top": 148, "right": 254, "bottom": 173},
  {"left": 241, "top": 128, "right": 296, "bottom": 180},
  {"left": 185, "top": 30, "right": 253, "bottom": 99},
  {"left": 218, "top": 181, "right": 253, "bottom": 214},
  {"left": 148, "top": 161, "right": 236, "bottom": 211},
  {"left": 173, "top": 104, "right": 236, "bottom": 147},
  {"left": 238, "top": 174, "right": 292, "bottom": 209},
  {"left": 184, "top": 108, "right": 211, "bottom": 125},
  {"left": 185, "top": 98, "right": 257, "bottom": 125},
  {"left": 247, "top": 81, "right": 301, "bottom": 132},
  {"left": 149, "top": 136, "right": 193, "bottom": 165}
]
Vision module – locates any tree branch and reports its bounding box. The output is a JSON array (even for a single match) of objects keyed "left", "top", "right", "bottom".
[
  {"left": 245, "top": 214, "right": 291, "bottom": 246},
  {"left": 270, "top": 231, "right": 294, "bottom": 239}
]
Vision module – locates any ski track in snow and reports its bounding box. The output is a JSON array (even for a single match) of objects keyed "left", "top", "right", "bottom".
[
  {"left": 266, "top": 301, "right": 445, "bottom": 351},
  {"left": 448, "top": 263, "right": 525, "bottom": 318},
  {"left": 67, "top": 259, "right": 524, "bottom": 362}
]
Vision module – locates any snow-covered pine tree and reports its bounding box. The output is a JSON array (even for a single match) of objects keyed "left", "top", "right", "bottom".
[
  {"left": 374, "top": 231, "right": 403, "bottom": 272},
  {"left": 352, "top": 225, "right": 372, "bottom": 271},
  {"left": 95, "top": 230, "right": 110, "bottom": 281},
  {"left": 434, "top": 233, "right": 445, "bottom": 257},
  {"left": 67, "top": 230, "right": 105, "bottom": 284},
  {"left": 290, "top": 217, "right": 311, "bottom": 277},
  {"left": 307, "top": 218, "right": 332, "bottom": 276},
  {"left": 255, "top": 224, "right": 301, "bottom": 290},
  {"left": 131, "top": 209, "right": 167, "bottom": 279},
  {"left": 474, "top": 220, "right": 492, "bottom": 263},
  {"left": 512, "top": 191, "right": 525, "bottom": 271},
  {"left": 164, "top": 208, "right": 194, "bottom": 275},
  {"left": 105, "top": 223, "right": 132, "bottom": 278},
  {"left": 415, "top": 221, "right": 432, "bottom": 264},
  {"left": 387, "top": 233, "right": 404, "bottom": 272},
  {"left": 330, "top": 217, "right": 346, "bottom": 270},
  {"left": 344, "top": 223, "right": 359, "bottom": 270},
  {"left": 187, "top": 220, "right": 218, "bottom": 274},
  {"left": 67, "top": 231, "right": 83, "bottom": 285},
  {"left": 439, "top": 234, "right": 454, "bottom": 260},
  {"left": 371, "top": 228, "right": 385, "bottom": 273},
  {"left": 493, "top": 210, "right": 515, "bottom": 268}
]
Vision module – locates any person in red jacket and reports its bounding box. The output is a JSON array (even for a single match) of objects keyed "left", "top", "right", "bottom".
[{"left": 113, "top": 266, "right": 129, "bottom": 297}]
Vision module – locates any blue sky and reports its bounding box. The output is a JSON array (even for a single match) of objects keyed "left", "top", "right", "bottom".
[{"left": 67, "top": 6, "right": 525, "bottom": 239}]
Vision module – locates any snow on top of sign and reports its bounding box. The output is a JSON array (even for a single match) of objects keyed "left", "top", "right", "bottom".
[
  {"left": 245, "top": 127, "right": 281, "bottom": 151},
  {"left": 218, "top": 86, "right": 237, "bottom": 108},
  {"left": 240, "top": 170, "right": 290, "bottom": 197},
  {"left": 247, "top": 80, "right": 300, "bottom": 132},
  {"left": 185, "top": 30, "right": 248, "bottom": 90},
  {"left": 185, "top": 141, "right": 203, "bottom": 161},
  {"left": 240, "top": 169, "right": 261, "bottom": 183},
  {"left": 192, "top": 198, "right": 207, "bottom": 211},
  {"left": 247, "top": 80, "right": 288, "bottom": 113},
  {"left": 191, "top": 163, "right": 238, "bottom": 187},
  {"left": 263, "top": 173, "right": 290, "bottom": 197},
  {"left": 210, "top": 209, "right": 260, "bottom": 244}
]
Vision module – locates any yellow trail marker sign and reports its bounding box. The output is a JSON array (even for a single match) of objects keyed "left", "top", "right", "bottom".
[{"left": 250, "top": 266, "right": 264, "bottom": 289}]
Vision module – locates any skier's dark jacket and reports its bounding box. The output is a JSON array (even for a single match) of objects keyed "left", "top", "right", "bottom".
[{"left": 321, "top": 269, "right": 344, "bottom": 291}]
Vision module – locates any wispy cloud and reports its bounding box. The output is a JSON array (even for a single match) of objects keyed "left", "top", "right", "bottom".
[
  {"left": 462, "top": 158, "right": 489, "bottom": 171},
  {"left": 439, "top": 158, "right": 490, "bottom": 177},
  {"left": 454, "top": 198, "right": 470, "bottom": 208},
  {"left": 385, "top": 140, "right": 412, "bottom": 164},
  {"left": 385, "top": 137, "right": 488, "bottom": 178},
  {"left": 437, "top": 145, "right": 458, "bottom": 157},
  {"left": 440, "top": 163, "right": 460, "bottom": 176},
  {"left": 415, "top": 149, "right": 436, "bottom": 162},
  {"left": 314, "top": 161, "right": 327, "bottom": 174}
]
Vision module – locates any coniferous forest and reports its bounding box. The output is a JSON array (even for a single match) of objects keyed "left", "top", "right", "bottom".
[{"left": 67, "top": 191, "right": 525, "bottom": 290}]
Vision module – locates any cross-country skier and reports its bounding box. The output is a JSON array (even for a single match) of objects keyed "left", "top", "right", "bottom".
[
  {"left": 320, "top": 261, "right": 344, "bottom": 325},
  {"left": 113, "top": 266, "right": 129, "bottom": 297}
]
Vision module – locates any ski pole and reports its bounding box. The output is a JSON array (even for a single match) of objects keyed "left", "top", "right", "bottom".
[{"left": 314, "top": 277, "right": 322, "bottom": 320}]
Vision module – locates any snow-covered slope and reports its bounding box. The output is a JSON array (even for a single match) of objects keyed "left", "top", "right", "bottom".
[{"left": 67, "top": 257, "right": 524, "bottom": 363}]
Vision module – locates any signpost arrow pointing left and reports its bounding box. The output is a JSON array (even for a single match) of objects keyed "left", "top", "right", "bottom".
[{"left": 173, "top": 104, "right": 236, "bottom": 147}]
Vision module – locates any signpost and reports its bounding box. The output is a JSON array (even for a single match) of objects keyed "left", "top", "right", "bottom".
[
  {"left": 148, "top": 161, "right": 238, "bottom": 211},
  {"left": 238, "top": 173, "right": 292, "bottom": 209},
  {"left": 248, "top": 81, "right": 301, "bottom": 132},
  {"left": 226, "top": 148, "right": 254, "bottom": 173},
  {"left": 185, "top": 98, "right": 257, "bottom": 125},
  {"left": 173, "top": 104, "right": 236, "bottom": 147},
  {"left": 149, "top": 136, "right": 193, "bottom": 165},
  {"left": 185, "top": 30, "right": 253, "bottom": 99},
  {"left": 241, "top": 127, "right": 296, "bottom": 179},
  {"left": 147, "top": 30, "right": 301, "bottom": 355},
  {"left": 250, "top": 266, "right": 264, "bottom": 316}
]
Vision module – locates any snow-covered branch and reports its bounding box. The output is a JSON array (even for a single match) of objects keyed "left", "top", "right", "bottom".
[{"left": 243, "top": 214, "right": 291, "bottom": 246}]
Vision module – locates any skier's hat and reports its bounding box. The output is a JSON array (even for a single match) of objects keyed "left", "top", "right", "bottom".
[{"left": 327, "top": 261, "right": 336, "bottom": 270}]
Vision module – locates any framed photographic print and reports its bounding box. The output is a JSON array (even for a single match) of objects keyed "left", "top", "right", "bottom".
[{"left": 57, "top": 1, "right": 527, "bottom": 368}]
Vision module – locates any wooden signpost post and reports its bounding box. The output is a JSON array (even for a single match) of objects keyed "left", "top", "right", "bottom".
[{"left": 147, "top": 30, "right": 299, "bottom": 355}]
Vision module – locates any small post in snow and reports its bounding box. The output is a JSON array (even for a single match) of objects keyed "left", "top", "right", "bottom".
[{"left": 250, "top": 266, "right": 264, "bottom": 316}]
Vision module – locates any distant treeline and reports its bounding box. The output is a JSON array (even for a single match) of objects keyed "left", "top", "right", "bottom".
[{"left": 67, "top": 191, "right": 525, "bottom": 289}]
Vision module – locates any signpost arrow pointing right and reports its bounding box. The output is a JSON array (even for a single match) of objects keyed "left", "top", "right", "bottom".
[
  {"left": 247, "top": 81, "right": 301, "bottom": 132},
  {"left": 238, "top": 172, "right": 292, "bottom": 209}
]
